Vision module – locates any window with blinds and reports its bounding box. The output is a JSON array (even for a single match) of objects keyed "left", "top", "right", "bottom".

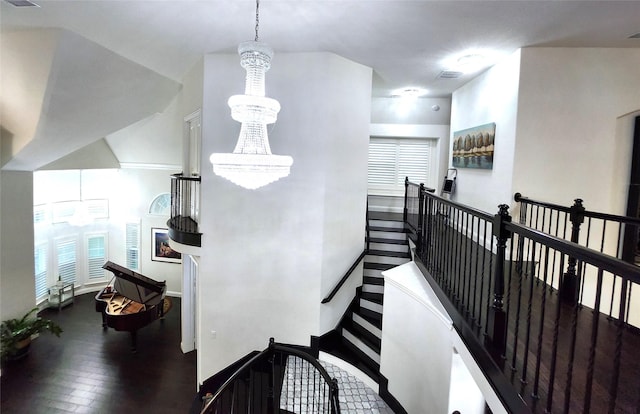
[
  {"left": 56, "top": 239, "right": 77, "bottom": 284},
  {"left": 34, "top": 243, "right": 48, "bottom": 299},
  {"left": 126, "top": 222, "right": 140, "bottom": 270},
  {"left": 87, "top": 234, "right": 107, "bottom": 279},
  {"left": 368, "top": 137, "right": 433, "bottom": 195}
]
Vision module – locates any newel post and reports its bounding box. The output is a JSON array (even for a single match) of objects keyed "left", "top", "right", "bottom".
[
  {"left": 403, "top": 176, "right": 409, "bottom": 223},
  {"left": 560, "top": 198, "right": 585, "bottom": 304},
  {"left": 424, "top": 191, "right": 433, "bottom": 264},
  {"left": 486, "top": 204, "right": 511, "bottom": 360},
  {"left": 416, "top": 183, "right": 425, "bottom": 257}
]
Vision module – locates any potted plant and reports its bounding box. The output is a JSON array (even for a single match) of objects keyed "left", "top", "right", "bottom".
[{"left": 1, "top": 307, "right": 62, "bottom": 361}]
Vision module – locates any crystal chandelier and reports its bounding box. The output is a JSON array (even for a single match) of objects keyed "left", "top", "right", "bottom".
[{"left": 210, "top": 0, "right": 293, "bottom": 190}]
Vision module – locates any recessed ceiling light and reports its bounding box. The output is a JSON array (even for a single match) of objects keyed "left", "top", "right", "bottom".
[
  {"left": 437, "top": 70, "right": 463, "bottom": 79},
  {"left": 4, "top": 0, "right": 40, "bottom": 6},
  {"left": 442, "top": 49, "right": 499, "bottom": 75},
  {"left": 453, "top": 54, "right": 490, "bottom": 74},
  {"left": 391, "top": 87, "right": 428, "bottom": 98}
]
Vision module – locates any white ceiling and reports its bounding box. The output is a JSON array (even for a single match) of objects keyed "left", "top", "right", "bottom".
[{"left": 2, "top": 0, "right": 639, "bottom": 98}]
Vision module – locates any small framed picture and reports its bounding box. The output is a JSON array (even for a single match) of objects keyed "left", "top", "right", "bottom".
[{"left": 151, "top": 228, "right": 182, "bottom": 264}]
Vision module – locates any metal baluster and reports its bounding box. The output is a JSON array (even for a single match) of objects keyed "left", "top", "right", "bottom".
[
  {"left": 562, "top": 260, "right": 583, "bottom": 414},
  {"left": 608, "top": 279, "right": 627, "bottom": 413},
  {"left": 545, "top": 253, "right": 566, "bottom": 413},
  {"left": 510, "top": 234, "right": 523, "bottom": 372},
  {"left": 477, "top": 220, "right": 489, "bottom": 329},
  {"left": 463, "top": 211, "right": 471, "bottom": 314},
  {"left": 532, "top": 246, "right": 551, "bottom": 399},
  {"left": 520, "top": 240, "right": 537, "bottom": 384},
  {"left": 484, "top": 232, "right": 495, "bottom": 336},
  {"left": 472, "top": 215, "right": 480, "bottom": 323},
  {"left": 583, "top": 268, "right": 605, "bottom": 413}
]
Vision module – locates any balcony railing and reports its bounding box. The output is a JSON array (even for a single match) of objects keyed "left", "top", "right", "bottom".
[
  {"left": 198, "top": 338, "right": 340, "bottom": 414},
  {"left": 167, "top": 173, "right": 201, "bottom": 247},
  {"left": 514, "top": 193, "right": 640, "bottom": 306},
  {"left": 405, "top": 178, "right": 640, "bottom": 414}
]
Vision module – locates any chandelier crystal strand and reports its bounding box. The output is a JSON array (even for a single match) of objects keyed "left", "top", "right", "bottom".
[{"left": 210, "top": 0, "right": 293, "bottom": 190}]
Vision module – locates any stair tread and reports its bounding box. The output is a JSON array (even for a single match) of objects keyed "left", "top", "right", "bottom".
[
  {"left": 368, "top": 225, "right": 406, "bottom": 233},
  {"left": 353, "top": 309, "right": 383, "bottom": 330},
  {"left": 367, "top": 237, "right": 409, "bottom": 245},
  {"left": 343, "top": 318, "right": 381, "bottom": 352},
  {"left": 359, "top": 307, "right": 382, "bottom": 323},
  {"left": 363, "top": 276, "right": 384, "bottom": 285},
  {"left": 367, "top": 249, "right": 411, "bottom": 258},
  {"left": 364, "top": 262, "right": 397, "bottom": 271},
  {"left": 368, "top": 211, "right": 404, "bottom": 222},
  {"left": 361, "top": 292, "right": 383, "bottom": 305}
]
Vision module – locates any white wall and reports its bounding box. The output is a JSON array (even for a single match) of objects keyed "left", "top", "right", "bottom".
[
  {"left": 371, "top": 97, "right": 451, "bottom": 126},
  {"left": 450, "top": 50, "right": 521, "bottom": 214},
  {"left": 513, "top": 48, "right": 640, "bottom": 213},
  {"left": 381, "top": 262, "right": 506, "bottom": 414},
  {"left": 0, "top": 171, "right": 36, "bottom": 320},
  {"left": 198, "top": 52, "right": 371, "bottom": 383},
  {"left": 0, "top": 30, "right": 57, "bottom": 165}
]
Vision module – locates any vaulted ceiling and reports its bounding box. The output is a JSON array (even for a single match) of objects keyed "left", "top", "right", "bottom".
[{"left": 1, "top": 0, "right": 639, "bottom": 170}]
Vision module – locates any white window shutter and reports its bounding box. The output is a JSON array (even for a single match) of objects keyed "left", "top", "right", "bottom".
[
  {"left": 368, "top": 137, "right": 433, "bottom": 195},
  {"left": 126, "top": 222, "right": 140, "bottom": 270},
  {"left": 87, "top": 235, "right": 106, "bottom": 279},
  {"left": 56, "top": 239, "right": 77, "bottom": 284},
  {"left": 34, "top": 243, "right": 48, "bottom": 299}
]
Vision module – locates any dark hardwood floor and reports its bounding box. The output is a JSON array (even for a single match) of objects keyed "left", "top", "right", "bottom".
[{"left": 1, "top": 293, "right": 196, "bottom": 414}]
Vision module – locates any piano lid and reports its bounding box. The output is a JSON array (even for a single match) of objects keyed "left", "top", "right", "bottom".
[{"left": 103, "top": 261, "right": 166, "bottom": 306}]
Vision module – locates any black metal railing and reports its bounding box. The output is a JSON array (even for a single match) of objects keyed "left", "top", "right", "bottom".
[
  {"left": 200, "top": 338, "right": 340, "bottom": 414},
  {"left": 403, "top": 177, "right": 435, "bottom": 253},
  {"left": 405, "top": 179, "right": 640, "bottom": 414},
  {"left": 167, "top": 173, "right": 201, "bottom": 246},
  {"left": 515, "top": 193, "right": 640, "bottom": 306}
]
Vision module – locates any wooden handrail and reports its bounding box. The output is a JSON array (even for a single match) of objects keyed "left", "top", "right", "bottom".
[{"left": 321, "top": 250, "right": 366, "bottom": 304}]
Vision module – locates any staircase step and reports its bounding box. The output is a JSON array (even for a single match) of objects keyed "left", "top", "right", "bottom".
[
  {"left": 360, "top": 297, "right": 383, "bottom": 314},
  {"left": 364, "top": 262, "right": 397, "bottom": 271},
  {"left": 368, "top": 211, "right": 404, "bottom": 222},
  {"left": 343, "top": 317, "right": 381, "bottom": 353},
  {"left": 342, "top": 329, "right": 381, "bottom": 364},
  {"left": 369, "top": 230, "right": 407, "bottom": 241},
  {"left": 359, "top": 307, "right": 382, "bottom": 324},
  {"left": 362, "top": 283, "right": 384, "bottom": 294},
  {"left": 363, "top": 276, "right": 384, "bottom": 286},
  {"left": 367, "top": 249, "right": 411, "bottom": 258},
  {"left": 368, "top": 241, "right": 409, "bottom": 253},
  {"left": 361, "top": 292, "right": 383, "bottom": 305},
  {"left": 354, "top": 309, "right": 383, "bottom": 331},
  {"left": 368, "top": 225, "right": 406, "bottom": 234},
  {"left": 365, "top": 254, "right": 410, "bottom": 266},
  {"left": 367, "top": 237, "right": 408, "bottom": 245},
  {"left": 352, "top": 312, "right": 382, "bottom": 338}
]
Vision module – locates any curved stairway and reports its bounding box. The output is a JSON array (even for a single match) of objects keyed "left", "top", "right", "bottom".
[{"left": 320, "top": 211, "right": 411, "bottom": 386}]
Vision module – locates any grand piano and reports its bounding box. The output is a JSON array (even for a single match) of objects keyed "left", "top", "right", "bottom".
[{"left": 95, "top": 261, "right": 170, "bottom": 351}]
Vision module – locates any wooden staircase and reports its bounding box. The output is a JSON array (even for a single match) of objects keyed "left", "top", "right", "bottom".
[{"left": 320, "top": 211, "right": 411, "bottom": 384}]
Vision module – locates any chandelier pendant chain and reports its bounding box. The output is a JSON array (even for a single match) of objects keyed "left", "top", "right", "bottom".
[{"left": 254, "top": 0, "right": 260, "bottom": 42}]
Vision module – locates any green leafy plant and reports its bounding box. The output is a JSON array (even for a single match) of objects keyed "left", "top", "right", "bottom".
[{"left": 1, "top": 307, "right": 62, "bottom": 361}]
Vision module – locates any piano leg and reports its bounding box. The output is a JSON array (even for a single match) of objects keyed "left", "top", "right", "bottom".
[
  {"left": 101, "top": 312, "right": 108, "bottom": 329},
  {"left": 130, "top": 331, "right": 137, "bottom": 353}
]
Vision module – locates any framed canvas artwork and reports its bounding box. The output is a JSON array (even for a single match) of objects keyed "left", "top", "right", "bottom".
[
  {"left": 151, "top": 228, "right": 182, "bottom": 263},
  {"left": 452, "top": 123, "right": 496, "bottom": 170}
]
